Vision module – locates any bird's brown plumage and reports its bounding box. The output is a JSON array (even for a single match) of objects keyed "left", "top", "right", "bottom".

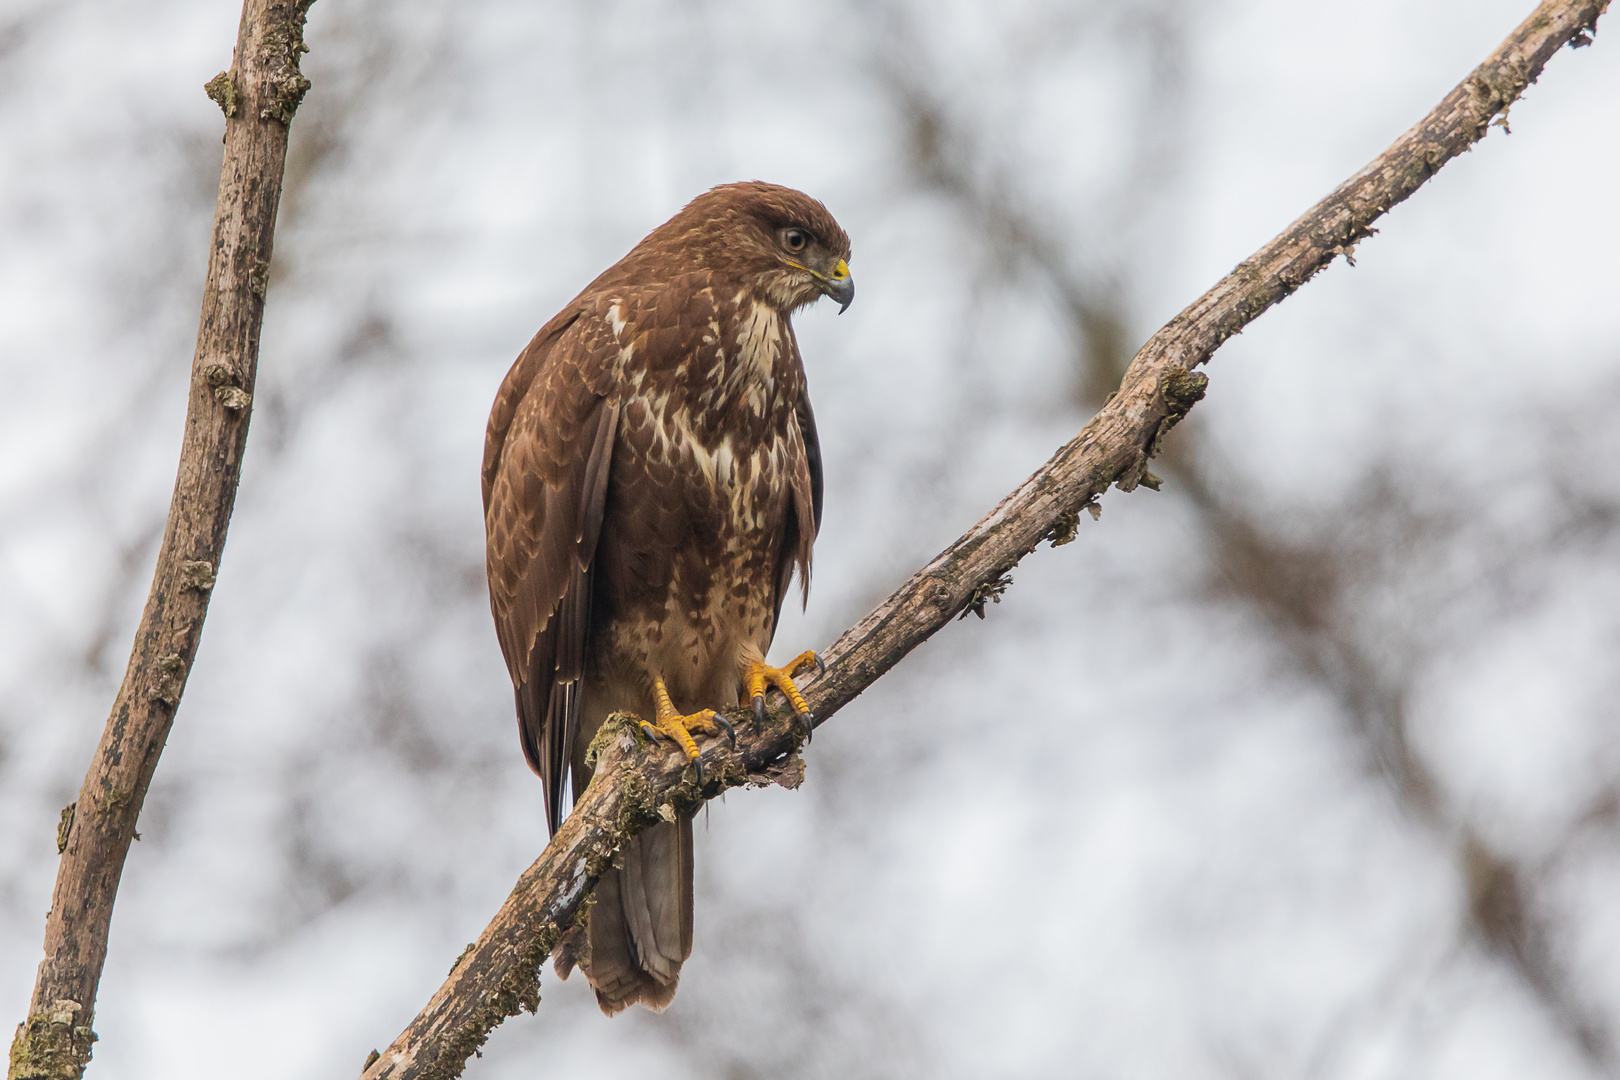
[{"left": 483, "top": 181, "right": 849, "bottom": 1014}]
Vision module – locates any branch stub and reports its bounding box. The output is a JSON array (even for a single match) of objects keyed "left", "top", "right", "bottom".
[
  {"left": 178, "top": 561, "right": 216, "bottom": 592},
  {"left": 215, "top": 386, "right": 251, "bottom": 411},
  {"left": 147, "top": 654, "right": 187, "bottom": 707},
  {"left": 200, "top": 361, "right": 236, "bottom": 387}
]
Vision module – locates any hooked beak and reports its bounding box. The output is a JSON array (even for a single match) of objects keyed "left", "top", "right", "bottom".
[{"left": 820, "top": 258, "right": 854, "bottom": 314}]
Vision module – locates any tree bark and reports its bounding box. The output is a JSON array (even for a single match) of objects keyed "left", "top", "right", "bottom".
[
  {"left": 7, "top": 3, "right": 315, "bottom": 1078},
  {"left": 359, "top": 1, "right": 1609, "bottom": 1077}
]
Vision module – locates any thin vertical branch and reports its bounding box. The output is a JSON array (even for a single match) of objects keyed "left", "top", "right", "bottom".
[{"left": 7, "top": 3, "right": 315, "bottom": 1077}]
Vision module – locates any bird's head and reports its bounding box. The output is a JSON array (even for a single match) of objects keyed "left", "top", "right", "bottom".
[{"left": 652, "top": 181, "right": 854, "bottom": 314}]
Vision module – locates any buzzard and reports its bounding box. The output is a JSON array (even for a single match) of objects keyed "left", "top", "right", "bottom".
[{"left": 483, "top": 182, "right": 852, "bottom": 1014}]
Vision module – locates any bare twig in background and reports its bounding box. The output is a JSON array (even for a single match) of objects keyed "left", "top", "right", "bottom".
[
  {"left": 360, "top": 3, "right": 1608, "bottom": 1075},
  {"left": 1187, "top": 465, "right": 1620, "bottom": 1070},
  {"left": 6, "top": 2, "right": 315, "bottom": 1077}
]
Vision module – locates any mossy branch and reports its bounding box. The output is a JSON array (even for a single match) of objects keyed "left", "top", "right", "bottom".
[
  {"left": 7, "top": 2, "right": 315, "bottom": 1077},
  {"left": 359, "top": 2, "right": 1608, "bottom": 1077}
]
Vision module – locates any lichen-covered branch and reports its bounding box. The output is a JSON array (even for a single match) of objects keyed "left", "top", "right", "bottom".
[
  {"left": 359, "top": 3, "right": 1608, "bottom": 1077},
  {"left": 7, "top": 3, "right": 315, "bottom": 1079}
]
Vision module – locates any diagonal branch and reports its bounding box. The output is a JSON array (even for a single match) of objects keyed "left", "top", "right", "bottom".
[
  {"left": 361, "top": 2, "right": 1608, "bottom": 1077},
  {"left": 7, "top": 3, "right": 316, "bottom": 1079}
]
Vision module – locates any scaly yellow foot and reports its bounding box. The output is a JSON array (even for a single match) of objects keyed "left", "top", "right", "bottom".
[
  {"left": 743, "top": 650, "right": 824, "bottom": 739},
  {"left": 639, "top": 677, "right": 734, "bottom": 780}
]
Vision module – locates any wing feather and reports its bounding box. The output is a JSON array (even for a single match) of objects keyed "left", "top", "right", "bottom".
[
  {"left": 770, "top": 384, "right": 822, "bottom": 639},
  {"left": 485, "top": 312, "right": 618, "bottom": 835},
  {"left": 798, "top": 389, "right": 824, "bottom": 533}
]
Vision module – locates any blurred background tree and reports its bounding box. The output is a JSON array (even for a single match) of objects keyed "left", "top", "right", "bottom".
[{"left": 2, "top": 1, "right": 1618, "bottom": 1077}]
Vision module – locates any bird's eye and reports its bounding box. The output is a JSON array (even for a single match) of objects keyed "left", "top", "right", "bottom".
[{"left": 782, "top": 228, "right": 808, "bottom": 253}]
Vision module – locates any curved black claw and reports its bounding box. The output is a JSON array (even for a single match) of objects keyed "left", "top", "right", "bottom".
[
  {"left": 639, "top": 721, "right": 663, "bottom": 744},
  {"left": 797, "top": 709, "right": 814, "bottom": 742},
  {"left": 752, "top": 694, "right": 766, "bottom": 731},
  {"left": 692, "top": 755, "right": 705, "bottom": 785},
  {"left": 813, "top": 654, "right": 826, "bottom": 677},
  {"left": 714, "top": 713, "right": 737, "bottom": 749}
]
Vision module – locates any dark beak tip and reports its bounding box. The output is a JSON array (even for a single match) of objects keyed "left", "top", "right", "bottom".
[{"left": 826, "top": 275, "right": 854, "bottom": 314}]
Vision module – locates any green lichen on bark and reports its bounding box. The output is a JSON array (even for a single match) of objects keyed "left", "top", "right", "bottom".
[
  {"left": 959, "top": 574, "right": 1012, "bottom": 620},
  {"left": 583, "top": 711, "right": 641, "bottom": 770},
  {"left": 92, "top": 784, "right": 130, "bottom": 823},
  {"left": 215, "top": 385, "right": 252, "bottom": 411},
  {"left": 146, "top": 654, "right": 186, "bottom": 706},
  {"left": 201, "top": 361, "right": 236, "bottom": 387},
  {"left": 447, "top": 943, "right": 475, "bottom": 978},
  {"left": 203, "top": 71, "right": 238, "bottom": 118},
  {"left": 414, "top": 923, "right": 559, "bottom": 1080},
  {"left": 8, "top": 1000, "right": 96, "bottom": 1080},
  {"left": 248, "top": 259, "right": 269, "bottom": 299},
  {"left": 714, "top": 744, "right": 753, "bottom": 790},
  {"left": 612, "top": 772, "right": 663, "bottom": 843},
  {"left": 1146, "top": 366, "right": 1209, "bottom": 459},
  {"left": 1113, "top": 449, "right": 1150, "bottom": 493},
  {"left": 1047, "top": 497, "right": 1105, "bottom": 547},
  {"left": 662, "top": 759, "right": 719, "bottom": 818},
  {"left": 1161, "top": 366, "right": 1208, "bottom": 421},
  {"left": 55, "top": 804, "right": 74, "bottom": 855},
  {"left": 258, "top": 0, "right": 316, "bottom": 125},
  {"left": 1046, "top": 509, "right": 1081, "bottom": 547},
  {"left": 178, "top": 560, "right": 216, "bottom": 592}
]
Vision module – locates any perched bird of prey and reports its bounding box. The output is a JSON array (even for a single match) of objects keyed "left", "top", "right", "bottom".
[{"left": 483, "top": 182, "right": 852, "bottom": 1015}]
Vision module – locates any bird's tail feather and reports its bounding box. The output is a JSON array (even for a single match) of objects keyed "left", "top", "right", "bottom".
[{"left": 554, "top": 815, "right": 693, "bottom": 1015}]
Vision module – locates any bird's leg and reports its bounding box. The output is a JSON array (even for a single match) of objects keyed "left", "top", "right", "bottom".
[
  {"left": 743, "top": 650, "right": 823, "bottom": 738},
  {"left": 638, "top": 677, "right": 726, "bottom": 779}
]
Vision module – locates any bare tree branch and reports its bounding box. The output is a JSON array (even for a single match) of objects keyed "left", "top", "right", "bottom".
[
  {"left": 359, "top": 2, "right": 1610, "bottom": 1077},
  {"left": 7, "top": 3, "right": 316, "bottom": 1078}
]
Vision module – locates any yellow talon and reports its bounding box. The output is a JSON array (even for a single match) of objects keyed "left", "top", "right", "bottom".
[
  {"left": 743, "top": 650, "right": 822, "bottom": 737},
  {"left": 647, "top": 677, "right": 721, "bottom": 774}
]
